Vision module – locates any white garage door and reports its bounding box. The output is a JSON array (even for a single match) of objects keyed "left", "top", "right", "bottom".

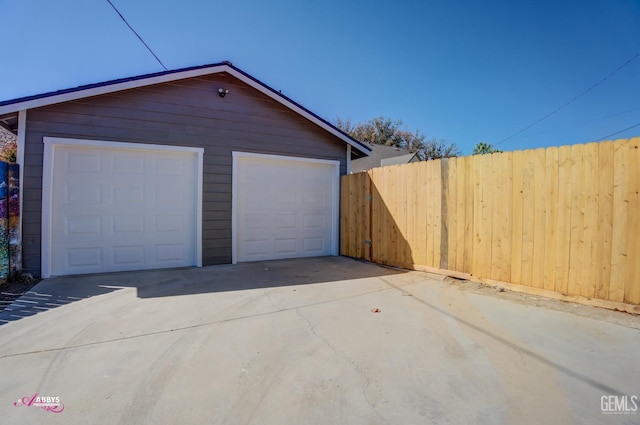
[
  {"left": 233, "top": 153, "right": 339, "bottom": 263},
  {"left": 44, "top": 140, "right": 201, "bottom": 276}
]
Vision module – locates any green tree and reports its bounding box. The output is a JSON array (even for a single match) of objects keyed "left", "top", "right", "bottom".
[
  {"left": 0, "top": 139, "right": 17, "bottom": 163},
  {"left": 335, "top": 116, "right": 460, "bottom": 160},
  {"left": 472, "top": 142, "right": 502, "bottom": 155},
  {"left": 422, "top": 138, "right": 461, "bottom": 160}
]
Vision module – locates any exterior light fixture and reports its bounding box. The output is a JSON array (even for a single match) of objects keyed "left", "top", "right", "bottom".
[{"left": 218, "top": 88, "right": 229, "bottom": 97}]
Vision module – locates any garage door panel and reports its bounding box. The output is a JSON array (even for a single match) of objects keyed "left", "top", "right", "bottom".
[
  {"left": 275, "top": 213, "right": 296, "bottom": 229},
  {"left": 112, "top": 215, "right": 144, "bottom": 234},
  {"left": 155, "top": 243, "right": 187, "bottom": 262},
  {"left": 155, "top": 214, "right": 186, "bottom": 232},
  {"left": 67, "top": 247, "right": 102, "bottom": 268},
  {"left": 49, "top": 144, "right": 198, "bottom": 276},
  {"left": 274, "top": 238, "right": 297, "bottom": 254},
  {"left": 303, "top": 191, "right": 325, "bottom": 206},
  {"left": 66, "top": 152, "right": 101, "bottom": 173},
  {"left": 303, "top": 214, "right": 324, "bottom": 229},
  {"left": 155, "top": 158, "right": 187, "bottom": 176},
  {"left": 243, "top": 239, "right": 270, "bottom": 257},
  {"left": 113, "top": 245, "right": 145, "bottom": 265},
  {"left": 66, "top": 216, "right": 102, "bottom": 236},
  {"left": 112, "top": 154, "right": 144, "bottom": 173},
  {"left": 235, "top": 154, "right": 337, "bottom": 262},
  {"left": 302, "top": 237, "right": 325, "bottom": 253},
  {"left": 66, "top": 184, "right": 102, "bottom": 204},
  {"left": 113, "top": 186, "right": 144, "bottom": 203}
]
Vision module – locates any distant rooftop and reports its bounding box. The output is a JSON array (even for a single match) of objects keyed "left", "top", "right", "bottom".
[
  {"left": 0, "top": 126, "right": 16, "bottom": 147},
  {"left": 351, "top": 143, "right": 419, "bottom": 172}
]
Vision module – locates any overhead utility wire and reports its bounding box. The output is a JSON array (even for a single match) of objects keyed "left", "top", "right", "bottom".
[
  {"left": 597, "top": 121, "right": 640, "bottom": 141},
  {"left": 105, "top": 0, "right": 168, "bottom": 71},
  {"left": 495, "top": 52, "right": 640, "bottom": 146}
]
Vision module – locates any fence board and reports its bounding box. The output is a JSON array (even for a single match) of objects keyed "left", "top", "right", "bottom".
[
  {"left": 521, "top": 150, "right": 535, "bottom": 286},
  {"left": 370, "top": 167, "right": 383, "bottom": 264},
  {"left": 363, "top": 171, "right": 372, "bottom": 261},
  {"left": 472, "top": 156, "right": 483, "bottom": 276},
  {"left": 583, "top": 142, "right": 599, "bottom": 297},
  {"left": 415, "top": 163, "right": 429, "bottom": 265},
  {"left": 543, "top": 147, "right": 559, "bottom": 290},
  {"left": 455, "top": 157, "right": 466, "bottom": 273},
  {"left": 347, "top": 173, "right": 356, "bottom": 258},
  {"left": 511, "top": 150, "right": 524, "bottom": 284},
  {"left": 596, "top": 141, "right": 614, "bottom": 300},
  {"left": 426, "top": 162, "right": 435, "bottom": 267},
  {"left": 447, "top": 158, "right": 457, "bottom": 271},
  {"left": 555, "top": 145, "right": 572, "bottom": 294},
  {"left": 399, "top": 165, "right": 410, "bottom": 263},
  {"left": 386, "top": 166, "right": 398, "bottom": 264},
  {"left": 610, "top": 139, "right": 630, "bottom": 303},
  {"left": 532, "top": 148, "right": 546, "bottom": 289},
  {"left": 433, "top": 160, "right": 442, "bottom": 269},
  {"left": 340, "top": 175, "right": 348, "bottom": 256},
  {"left": 480, "top": 154, "right": 493, "bottom": 278},
  {"left": 490, "top": 153, "right": 503, "bottom": 281},
  {"left": 348, "top": 174, "right": 356, "bottom": 257},
  {"left": 463, "top": 156, "right": 474, "bottom": 274},
  {"left": 624, "top": 138, "right": 640, "bottom": 304},
  {"left": 405, "top": 163, "right": 417, "bottom": 264},
  {"left": 568, "top": 144, "right": 585, "bottom": 295}
]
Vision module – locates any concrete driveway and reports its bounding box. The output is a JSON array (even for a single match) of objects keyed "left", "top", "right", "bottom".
[{"left": 0, "top": 256, "right": 638, "bottom": 424}]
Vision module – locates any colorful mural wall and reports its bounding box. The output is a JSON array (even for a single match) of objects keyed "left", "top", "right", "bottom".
[
  {"left": 0, "top": 161, "right": 19, "bottom": 283},
  {"left": 0, "top": 161, "right": 8, "bottom": 282},
  {"left": 9, "top": 164, "right": 20, "bottom": 278}
]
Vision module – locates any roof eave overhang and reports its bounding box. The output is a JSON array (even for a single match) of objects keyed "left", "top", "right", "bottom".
[{"left": 0, "top": 63, "right": 371, "bottom": 156}]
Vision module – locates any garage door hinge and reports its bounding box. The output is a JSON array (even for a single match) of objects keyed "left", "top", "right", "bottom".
[{"left": 365, "top": 195, "right": 372, "bottom": 202}]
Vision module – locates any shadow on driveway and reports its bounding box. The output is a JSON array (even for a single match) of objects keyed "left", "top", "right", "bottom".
[{"left": 0, "top": 256, "right": 404, "bottom": 326}]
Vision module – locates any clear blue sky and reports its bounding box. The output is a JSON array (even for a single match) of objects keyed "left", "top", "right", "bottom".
[{"left": 1, "top": 0, "right": 639, "bottom": 154}]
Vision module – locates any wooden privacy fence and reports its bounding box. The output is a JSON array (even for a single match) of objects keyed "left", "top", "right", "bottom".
[{"left": 341, "top": 137, "right": 640, "bottom": 308}]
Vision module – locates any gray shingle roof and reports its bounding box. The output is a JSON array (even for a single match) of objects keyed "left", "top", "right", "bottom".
[
  {"left": 351, "top": 143, "right": 419, "bottom": 172},
  {"left": 0, "top": 126, "right": 16, "bottom": 147}
]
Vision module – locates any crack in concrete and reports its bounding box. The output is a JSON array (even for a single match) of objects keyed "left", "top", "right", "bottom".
[
  {"left": 263, "top": 289, "right": 282, "bottom": 311},
  {"left": 295, "top": 308, "right": 389, "bottom": 425}
]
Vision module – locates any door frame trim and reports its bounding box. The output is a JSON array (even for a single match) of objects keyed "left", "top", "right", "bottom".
[
  {"left": 231, "top": 151, "right": 340, "bottom": 264},
  {"left": 41, "top": 136, "right": 204, "bottom": 277}
]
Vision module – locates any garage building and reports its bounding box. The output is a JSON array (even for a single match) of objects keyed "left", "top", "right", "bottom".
[{"left": 0, "top": 62, "right": 370, "bottom": 277}]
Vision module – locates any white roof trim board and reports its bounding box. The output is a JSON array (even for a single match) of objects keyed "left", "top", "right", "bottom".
[{"left": 0, "top": 62, "right": 370, "bottom": 156}]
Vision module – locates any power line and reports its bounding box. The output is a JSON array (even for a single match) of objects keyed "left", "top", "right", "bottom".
[
  {"left": 501, "top": 105, "right": 640, "bottom": 141},
  {"left": 495, "top": 51, "right": 640, "bottom": 146},
  {"left": 598, "top": 121, "right": 640, "bottom": 141},
  {"left": 105, "top": 0, "right": 168, "bottom": 71}
]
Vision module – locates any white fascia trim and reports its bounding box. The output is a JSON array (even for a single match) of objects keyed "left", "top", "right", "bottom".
[
  {"left": 231, "top": 151, "right": 341, "bottom": 264},
  {"left": 0, "top": 65, "right": 228, "bottom": 115},
  {"left": 41, "top": 137, "right": 204, "bottom": 277},
  {"left": 16, "top": 110, "right": 26, "bottom": 249},
  {"left": 42, "top": 137, "right": 204, "bottom": 154},
  {"left": 232, "top": 151, "right": 341, "bottom": 166},
  {"left": 231, "top": 154, "right": 239, "bottom": 265},
  {"left": 41, "top": 139, "right": 54, "bottom": 278}
]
